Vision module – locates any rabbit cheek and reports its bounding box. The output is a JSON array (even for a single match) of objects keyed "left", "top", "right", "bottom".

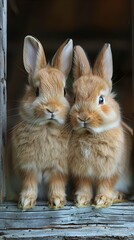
[
  {"left": 89, "top": 112, "right": 103, "bottom": 128},
  {"left": 20, "top": 102, "right": 34, "bottom": 120},
  {"left": 101, "top": 104, "right": 118, "bottom": 123},
  {"left": 59, "top": 109, "right": 68, "bottom": 124},
  {"left": 101, "top": 105, "right": 110, "bottom": 115},
  {"left": 34, "top": 106, "right": 45, "bottom": 119},
  {"left": 70, "top": 113, "right": 79, "bottom": 130}
]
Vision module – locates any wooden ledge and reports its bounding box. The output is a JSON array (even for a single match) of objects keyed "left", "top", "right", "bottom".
[{"left": 0, "top": 201, "right": 134, "bottom": 239}]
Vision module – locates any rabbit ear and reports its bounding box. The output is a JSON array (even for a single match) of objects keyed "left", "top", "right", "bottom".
[
  {"left": 51, "top": 39, "right": 73, "bottom": 78},
  {"left": 23, "top": 35, "right": 46, "bottom": 78},
  {"left": 93, "top": 43, "right": 113, "bottom": 84},
  {"left": 73, "top": 45, "right": 91, "bottom": 81}
]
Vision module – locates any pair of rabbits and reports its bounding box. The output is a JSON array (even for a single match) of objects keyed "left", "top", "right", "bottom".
[{"left": 11, "top": 36, "right": 133, "bottom": 211}]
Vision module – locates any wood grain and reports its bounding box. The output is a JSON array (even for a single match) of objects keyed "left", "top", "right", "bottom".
[
  {"left": 0, "top": 0, "right": 7, "bottom": 202},
  {"left": 0, "top": 202, "right": 134, "bottom": 239}
]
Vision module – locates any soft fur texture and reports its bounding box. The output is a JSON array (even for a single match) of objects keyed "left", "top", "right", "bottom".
[
  {"left": 68, "top": 44, "right": 133, "bottom": 208},
  {"left": 12, "top": 36, "right": 73, "bottom": 210}
]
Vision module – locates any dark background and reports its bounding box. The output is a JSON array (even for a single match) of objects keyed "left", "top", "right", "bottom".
[{"left": 7, "top": 0, "right": 133, "bottom": 128}]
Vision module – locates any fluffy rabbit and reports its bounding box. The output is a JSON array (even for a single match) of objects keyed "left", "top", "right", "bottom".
[
  {"left": 68, "top": 44, "right": 133, "bottom": 208},
  {"left": 11, "top": 36, "right": 73, "bottom": 210}
]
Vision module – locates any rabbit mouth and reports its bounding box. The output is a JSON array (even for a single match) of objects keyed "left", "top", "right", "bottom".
[
  {"left": 45, "top": 115, "right": 66, "bottom": 125},
  {"left": 47, "top": 118, "right": 59, "bottom": 124},
  {"left": 75, "top": 122, "right": 99, "bottom": 134},
  {"left": 78, "top": 122, "right": 90, "bottom": 129},
  {"left": 39, "top": 118, "right": 64, "bottom": 126},
  {"left": 74, "top": 123, "right": 91, "bottom": 132}
]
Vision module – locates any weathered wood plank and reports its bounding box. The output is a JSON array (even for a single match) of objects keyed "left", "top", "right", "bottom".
[
  {"left": 0, "top": 80, "right": 6, "bottom": 201},
  {"left": 0, "top": 202, "right": 134, "bottom": 239},
  {"left": 0, "top": 0, "right": 7, "bottom": 202},
  {"left": 0, "top": 226, "right": 134, "bottom": 239}
]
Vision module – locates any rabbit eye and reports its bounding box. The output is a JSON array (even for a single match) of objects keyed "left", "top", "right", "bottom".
[
  {"left": 35, "top": 87, "right": 39, "bottom": 97},
  {"left": 99, "top": 95, "right": 104, "bottom": 104},
  {"left": 64, "top": 88, "right": 66, "bottom": 96}
]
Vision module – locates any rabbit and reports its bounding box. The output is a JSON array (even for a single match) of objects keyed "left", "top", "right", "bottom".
[
  {"left": 68, "top": 43, "right": 133, "bottom": 208},
  {"left": 11, "top": 35, "right": 73, "bottom": 210}
]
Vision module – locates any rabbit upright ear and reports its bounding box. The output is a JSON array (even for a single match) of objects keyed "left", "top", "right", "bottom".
[
  {"left": 93, "top": 43, "right": 113, "bottom": 84},
  {"left": 73, "top": 46, "right": 91, "bottom": 81},
  {"left": 23, "top": 35, "right": 46, "bottom": 78},
  {"left": 51, "top": 39, "right": 73, "bottom": 79}
]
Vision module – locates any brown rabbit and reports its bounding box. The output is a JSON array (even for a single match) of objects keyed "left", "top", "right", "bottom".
[
  {"left": 68, "top": 44, "right": 133, "bottom": 208},
  {"left": 11, "top": 36, "right": 73, "bottom": 210}
]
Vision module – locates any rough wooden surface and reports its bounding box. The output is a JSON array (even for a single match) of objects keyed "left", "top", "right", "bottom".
[
  {"left": 0, "top": 201, "right": 134, "bottom": 239},
  {"left": 0, "top": 0, "right": 7, "bottom": 202}
]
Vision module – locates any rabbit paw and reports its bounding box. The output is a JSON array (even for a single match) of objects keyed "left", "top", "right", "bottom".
[
  {"left": 94, "top": 194, "right": 113, "bottom": 208},
  {"left": 49, "top": 196, "right": 66, "bottom": 209},
  {"left": 18, "top": 195, "right": 36, "bottom": 211},
  {"left": 75, "top": 194, "right": 92, "bottom": 207}
]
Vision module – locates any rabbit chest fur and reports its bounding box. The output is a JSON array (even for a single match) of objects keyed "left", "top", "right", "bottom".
[
  {"left": 12, "top": 122, "right": 69, "bottom": 178},
  {"left": 69, "top": 126, "right": 132, "bottom": 183}
]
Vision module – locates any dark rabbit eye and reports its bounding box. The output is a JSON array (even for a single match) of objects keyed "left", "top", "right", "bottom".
[
  {"left": 35, "top": 87, "right": 39, "bottom": 97},
  {"left": 99, "top": 95, "right": 104, "bottom": 104},
  {"left": 64, "top": 88, "right": 67, "bottom": 96}
]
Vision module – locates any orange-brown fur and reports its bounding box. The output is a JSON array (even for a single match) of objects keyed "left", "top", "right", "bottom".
[
  {"left": 68, "top": 44, "right": 133, "bottom": 208},
  {"left": 101, "top": 104, "right": 110, "bottom": 114},
  {"left": 73, "top": 176, "right": 93, "bottom": 206},
  {"left": 11, "top": 36, "right": 73, "bottom": 210}
]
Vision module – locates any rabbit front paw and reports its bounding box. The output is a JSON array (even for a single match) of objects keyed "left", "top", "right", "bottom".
[
  {"left": 75, "top": 194, "right": 92, "bottom": 207},
  {"left": 18, "top": 193, "right": 36, "bottom": 211},
  {"left": 49, "top": 196, "right": 66, "bottom": 209},
  {"left": 94, "top": 194, "right": 113, "bottom": 208}
]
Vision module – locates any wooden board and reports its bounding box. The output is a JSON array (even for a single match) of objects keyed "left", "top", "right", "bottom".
[
  {"left": 0, "top": 201, "right": 134, "bottom": 239},
  {"left": 0, "top": 0, "right": 7, "bottom": 202}
]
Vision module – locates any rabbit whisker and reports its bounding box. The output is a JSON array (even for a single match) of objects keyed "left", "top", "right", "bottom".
[
  {"left": 113, "top": 73, "right": 130, "bottom": 87},
  {"left": 16, "top": 64, "right": 27, "bottom": 76}
]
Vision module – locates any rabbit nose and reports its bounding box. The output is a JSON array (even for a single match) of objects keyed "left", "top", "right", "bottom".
[
  {"left": 77, "top": 116, "right": 90, "bottom": 128},
  {"left": 77, "top": 116, "right": 90, "bottom": 122},
  {"left": 46, "top": 108, "right": 53, "bottom": 114},
  {"left": 78, "top": 117, "right": 85, "bottom": 122},
  {"left": 46, "top": 108, "right": 54, "bottom": 118}
]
